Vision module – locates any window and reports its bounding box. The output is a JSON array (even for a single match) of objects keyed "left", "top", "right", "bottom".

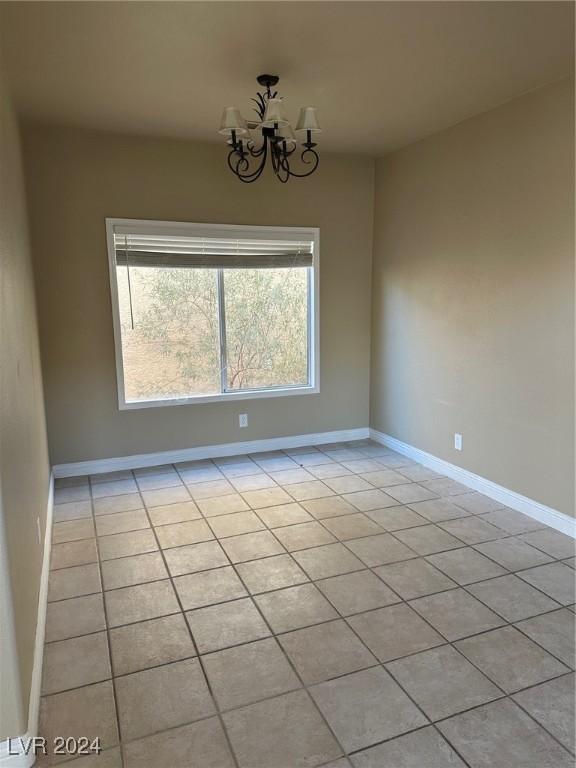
[{"left": 106, "top": 219, "right": 319, "bottom": 409}]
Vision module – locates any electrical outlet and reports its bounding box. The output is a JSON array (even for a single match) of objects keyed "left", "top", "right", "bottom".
[
  {"left": 454, "top": 433, "right": 463, "bottom": 451},
  {"left": 239, "top": 413, "right": 248, "bottom": 428}
]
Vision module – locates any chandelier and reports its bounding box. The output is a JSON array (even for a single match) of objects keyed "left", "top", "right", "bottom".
[{"left": 219, "top": 75, "right": 321, "bottom": 183}]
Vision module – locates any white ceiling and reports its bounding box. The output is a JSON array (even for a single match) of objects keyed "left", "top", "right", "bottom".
[{"left": 1, "top": 1, "right": 573, "bottom": 155}]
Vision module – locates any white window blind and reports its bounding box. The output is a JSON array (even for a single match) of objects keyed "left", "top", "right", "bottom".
[{"left": 113, "top": 232, "right": 314, "bottom": 269}]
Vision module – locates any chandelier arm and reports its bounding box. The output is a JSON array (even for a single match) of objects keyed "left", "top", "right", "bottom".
[
  {"left": 285, "top": 147, "right": 320, "bottom": 178},
  {"left": 227, "top": 138, "right": 269, "bottom": 183}
]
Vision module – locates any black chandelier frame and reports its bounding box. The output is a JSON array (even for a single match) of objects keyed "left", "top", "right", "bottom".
[{"left": 227, "top": 75, "right": 319, "bottom": 184}]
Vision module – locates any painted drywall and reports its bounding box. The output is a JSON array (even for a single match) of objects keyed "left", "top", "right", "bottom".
[
  {"left": 371, "top": 78, "right": 575, "bottom": 516},
  {"left": 22, "top": 126, "right": 374, "bottom": 464},
  {"left": 0, "top": 68, "right": 50, "bottom": 739}
]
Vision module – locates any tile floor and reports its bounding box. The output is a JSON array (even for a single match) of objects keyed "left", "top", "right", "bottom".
[{"left": 41, "top": 440, "right": 575, "bottom": 767}]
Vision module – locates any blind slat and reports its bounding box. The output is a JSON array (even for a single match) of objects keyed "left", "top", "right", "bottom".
[{"left": 114, "top": 233, "right": 314, "bottom": 269}]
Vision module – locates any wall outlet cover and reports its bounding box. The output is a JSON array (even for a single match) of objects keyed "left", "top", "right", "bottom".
[
  {"left": 239, "top": 413, "right": 248, "bottom": 428},
  {"left": 454, "top": 433, "right": 463, "bottom": 451}
]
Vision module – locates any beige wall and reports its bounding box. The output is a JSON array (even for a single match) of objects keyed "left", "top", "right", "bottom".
[
  {"left": 371, "top": 78, "right": 575, "bottom": 517},
  {"left": 22, "top": 126, "right": 374, "bottom": 465},
  {"left": 0, "top": 68, "right": 50, "bottom": 738}
]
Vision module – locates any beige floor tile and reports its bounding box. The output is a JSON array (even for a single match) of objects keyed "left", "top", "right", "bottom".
[
  {"left": 515, "top": 608, "right": 576, "bottom": 668},
  {"left": 221, "top": 461, "right": 263, "bottom": 479},
  {"left": 474, "top": 537, "right": 552, "bottom": 570},
  {"left": 425, "top": 547, "right": 507, "bottom": 585},
  {"left": 269, "top": 467, "right": 315, "bottom": 486},
  {"left": 105, "top": 579, "right": 180, "bottom": 627},
  {"left": 387, "top": 644, "right": 500, "bottom": 721},
  {"left": 203, "top": 637, "right": 300, "bottom": 710},
  {"left": 467, "top": 574, "right": 560, "bottom": 621},
  {"left": 520, "top": 529, "right": 576, "bottom": 560},
  {"left": 223, "top": 689, "right": 342, "bottom": 768},
  {"left": 385, "top": 483, "right": 439, "bottom": 505},
  {"left": 349, "top": 603, "right": 444, "bottom": 662},
  {"left": 410, "top": 588, "right": 504, "bottom": 641},
  {"left": 393, "top": 524, "right": 462, "bottom": 555},
  {"left": 396, "top": 466, "right": 443, "bottom": 483},
  {"left": 147, "top": 500, "right": 201, "bottom": 525},
  {"left": 365, "top": 506, "right": 427, "bottom": 531},
  {"left": 50, "top": 539, "right": 98, "bottom": 570},
  {"left": 513, "top": 674, "right": 575, "bottom": 751},
  {"left": 179, "top": 465, "right": 225, "bottom": 484},
  {"left": 229, "top": 474, "right": 276, "bottom": 492},
  {"left": 42, "top": 632, "right": 111, "bottom": 694},
  {"left": 273, "top": 521, "right": 337, "bottom": 552},
  {"left": 92, "top": 479, "right": 138, "bottom": 498},
  {"left": 235, "top": 553, "right": 309, "bottom": 593},
  {"left": 53, "top": 500, "right": 93, "bottom": 522},
  {"left": 48, "top": 563, "right": 101, "bottom": 602},
  {"left": 91, "top": 470, "right": 133, "bottom": 484},
  {"left": 197, "top": 492, "right": 250, "bottom": 517},
  {"left": 220, "top": 530, "right": 285, "bottom": 563},
  {"left": 174, "top": 566, "right": 247, "bottom": 609},
  {"left": 351, "top": 726, "right": 466, "bottom": 768},
  {"left": 346, "top": 533, "right": 417, "bottom": 567},
  {"left": 452, "top": 492, "right": 504, "bottom": 515},
  {"left": 279, "top": 619, "right": 376, "bottom": 684},
  {"left": 324, "top": 476, "right": 374, "bottom": 494},
  {"left": 100, "top": 551, "right": 168, "bottom": 590},
  {"left": 481, "top": 507, "right": 546, "bottom": 535},
  {"left": 293, "top": 542, "right": 364, "bottom": 580},
  {"left": 310, "top": 666, "right": 427, "bottom": 752},
  {"left": 98, "top": 529, "right": 157, "bottom": 560},
  {"left": 54, "top": 485, "right": 91, "bottom": 504},
  {"left": 208, "top": 510, "right": 265, "bottom": 538},
  {"left": 255, "top": 583, "right": 338, "bottom": 633},
  {"left": 155, "top": 519, "right": 214, "bottom": 549},
  {"left": 135, "top": 472, "right": 182, "bottom": 491},
  {"left": 123, "top": 717, "right": 235, "bottom": 768},
  {"left": 420, "top": 477, "right": 470, "bottom": 497},
  {"left": 186, "top": 479, "right": 235, "bottom": 501},
  {"left": 375, "top": 557, "right": 456, "bottom": 600},
  {"left": 317, "top": 569, "right": 400, "bottom": 616},
  {"left": 52, "top": 519, "right": 95, "bottom": 544},
  {"left": 241, "top": 486, "right": 293, "bottom": 508},
  {"left": 456, "top": 625, "right": 569, "bottom": 693},
  {"left": 252, "top": 455, "right": 299, "bottom": 472},
  {"left": 322, "top": 513, "right": 385, "bottom": 541},
  {"left": 62, "top": 747, "right": 122, "bottom": 768},
  {"left": 93, "top": 494, "right": 142, "bottom": 516},
  {"left": 115, "top": 657, "right": 214, "bottom": 741},
  {"left": 141, "top": 485, "right": 191, "bottom": 507},
  {"left": 438, "top": 699, "right": 574, "bottom": 768},
  {"left": 518, "top": 562, "right": 575, "bottom": 605},
  {"left": 187, "top": 597, "right": 270, "bottom": 653},
  {"left": 438, "top": 515, "right": 505, "bottom": 544},
  {"left": 95, "top": 510, "right": 149, "bottom": 537},
  {"left": 257, "top": 502, "right": 313, "bottom": 528},
  {"left": 164, "top": 540, "right": 229, "bottom": 577},
  {"left": 358, "top": 469, "right": 407, "bottom": 488},
  {"left": 343, "top": 489, "right": 399, "bottom": 511},
  {"left": 301, "top": 495, "right": 359, "bottom": 519},
  {"left": 308, "top": 463, "right": 352, "bottom": 480},
  {"left": 110, "top": 614, "right": 195, "bottom": 675},
  {"left": 39, "top": 681, "right": 119, "bottom": 762},
  {"left": 407, "top": 498, "right": 470, "bottom": 523},
  {"left": 45, "top": 593, "right": 106, "bottom": 642}
]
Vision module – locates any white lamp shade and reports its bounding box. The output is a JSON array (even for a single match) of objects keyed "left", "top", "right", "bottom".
[
  {"left": 276, "top": 124, "right": 297, "bottom": 146},
  {"left": 296, "top": 106, "right": 321, "bottom": 133},
  {"left": 262, "top": 98, "right": 289, "bottom": 127},
  {"left": 219, "top": 107, "right": 248, "bottom": 136}
]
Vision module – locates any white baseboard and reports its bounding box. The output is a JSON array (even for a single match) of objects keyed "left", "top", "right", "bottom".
[
  {"left": 370, "top": 429, "right": 575, "bottom": 538},
  {"left": 53, "top": 428, "right": 371, "bottom": 478},
  {"left": 0, "top": 474, "right": 53, "bottom": 768}
]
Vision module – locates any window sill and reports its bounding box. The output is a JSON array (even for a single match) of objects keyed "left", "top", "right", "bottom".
[{"left": 119, "top": 384, "right": 320, "bottom": 411}]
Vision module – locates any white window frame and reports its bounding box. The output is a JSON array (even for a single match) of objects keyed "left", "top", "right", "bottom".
[{"left": 105, "top": 218, "right": 320, "bottom": 410}]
